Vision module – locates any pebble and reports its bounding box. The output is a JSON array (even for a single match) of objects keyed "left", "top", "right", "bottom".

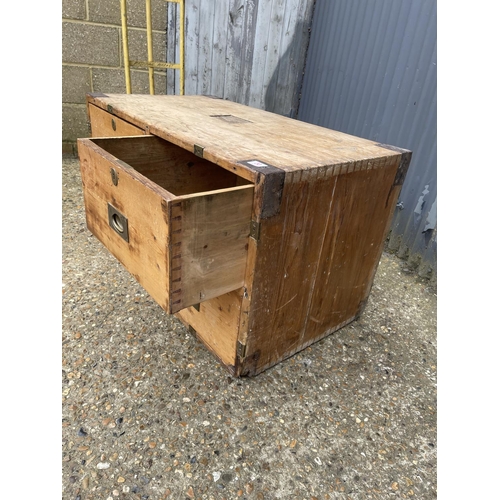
[{"left": 97, "top": 462, "right": 110, "bottom": 469}]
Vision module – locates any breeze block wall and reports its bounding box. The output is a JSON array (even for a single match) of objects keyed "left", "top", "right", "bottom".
[{"left": 62, "top": 0, "right": 168, "bottom": 155}]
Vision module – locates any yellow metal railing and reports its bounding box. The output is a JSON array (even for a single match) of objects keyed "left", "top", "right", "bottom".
[{"left": 120, "top": 0, "right": 185, "bottom": 95}]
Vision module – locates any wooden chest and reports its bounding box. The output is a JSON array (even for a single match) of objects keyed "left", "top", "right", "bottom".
[{"left": 78, "top": 93, "right": 411, "bottom": 376}]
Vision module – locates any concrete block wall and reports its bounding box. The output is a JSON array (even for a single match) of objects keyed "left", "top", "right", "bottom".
[{"left": 62, "top": 0, "right": 169, "bottom": 155}]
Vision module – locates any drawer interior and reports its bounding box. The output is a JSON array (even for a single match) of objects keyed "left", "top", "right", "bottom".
[{"left": 91, "top": 135, "right": 252, "bottom": 196}]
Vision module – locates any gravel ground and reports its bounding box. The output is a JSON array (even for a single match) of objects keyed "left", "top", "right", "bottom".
[{"left": 62, "top": 157, "right": 437, "bottom": 500}]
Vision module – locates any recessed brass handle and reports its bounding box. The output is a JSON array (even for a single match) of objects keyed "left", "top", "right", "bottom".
[{"left": 107, "top": 203, "right": 129, "bottom": 242}]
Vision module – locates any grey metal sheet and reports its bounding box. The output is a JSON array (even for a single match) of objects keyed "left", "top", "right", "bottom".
[{"left": 298, "top": 0, "right": 437, "bottom": 278}]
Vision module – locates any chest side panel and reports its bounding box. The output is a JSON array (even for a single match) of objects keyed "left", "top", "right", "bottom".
[{"left": 240, "top": 157, "right": 401, "bottom": 375}]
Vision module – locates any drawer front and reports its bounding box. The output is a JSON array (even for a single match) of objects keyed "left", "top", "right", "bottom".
[
  {"left": 88, "top": 104, "right": 145, "bottom": 137},
  {"left": 77, "top": 136, "right": 254, "bottom": 313}
]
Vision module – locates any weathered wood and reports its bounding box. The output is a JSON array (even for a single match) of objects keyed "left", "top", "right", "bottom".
[
  {"left": 196, "top": 0, "right": 215, "bottom": 96},
  {"left": 165, "top": 1, "right": 179, "bottom": 94},
  {"left": 209, "top": 0, "right": 231, "bottom": 98},
  {"left": 272, "top": 0, "right": 317, "bottom": 117},
  {"left": 91, "top": 135, "right": 251, "bottom": 196},
  {"left": 88, "top": 104, "right": 145, "bottom": 137},
  {"left": 82, "top": 94, "right": 411, "bottom": 377},
  {"left": 78, "top": 138, "right": 172, "bottom": 311},
  {"left": 78, "top": 134, "right": 254, "bottom": 315},
  {"left": 175, "top": 1, "right": 315, "bottom": 116},
  {"left": 176, "top": 288, "right": 244, "bottom": 370},
  {"left": 169, "top": 184, "right": 254, "bottom": 312},
  {"left": 238, "top": 158, "right": 401, "bottom": 375},
  {"left": 88, "top": 94, "right": 400, "bottom": 175}
]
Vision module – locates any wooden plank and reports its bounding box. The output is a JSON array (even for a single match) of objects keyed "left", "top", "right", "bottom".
[
  {"left": 165, "top": 2, "right": 178, "bottom": 94},
  {"left": 263, "top": 0, "right": 292, "bottom": 114},
  {"left": 210, "top": 0, "right": 231, "bottom": 97},
  {"left": 234, "top": 225, "right": 258, "bottom": 372},
  {"left": 237, "top": 173, "right": 293, "bottom": 376},
  {"left": 78, "top": 138, "right": 171, "bottom": 311},
  {"left": 196, "top": 0, "right": 215, "bottom": 96},
  {"left": 265, "top": 167, "right": 337, "bottom": 360},
  {"left": 236, "top": 0, "right": 258, "bottom": 105},
  {"left": 184, "top": 0, "right": 201, "bottom": 95},
  {"left": 248, "top": 0, "right": 274, "bottom": 109},
  {"left": 303, "top": 157, "right": 401, "bottom": 343},
  {"left": 239, "top": 167, "right": 337, "bottom": 375},
  {"left": 88, "top": 104, "right": 145, "bottom": 137},
  {"left": 169, "top": 184, "right": 254, "bottom": 312},
  {"left": 223, "top": 0, "right": 246, "bottom": 102},
  {"left": 86, "top": 95, "right": 402, "bottom": 175},
  {"left": 175, "top": 289, "right": 244, "bottom": 370},
  {"left": 273, "top": 0, "right": 316, "bottom": 117}
]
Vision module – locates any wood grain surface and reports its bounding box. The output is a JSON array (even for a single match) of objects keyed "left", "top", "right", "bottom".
[
  {"left": 82, "top": 94, "right": 410, "bottom": 376},
  {"left": 87, "top": 94, "right": 402, "bottom": 176},
  {"left": 78, "top": 136, "right": 253, "bottom": 315}
]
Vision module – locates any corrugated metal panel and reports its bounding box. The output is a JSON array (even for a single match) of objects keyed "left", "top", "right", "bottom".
[
  {"left": 165, "top": 0, "right": 316, "bottom": 117},
  {"left": 298, "top": 0, "right": 437, "bottom": 280}
]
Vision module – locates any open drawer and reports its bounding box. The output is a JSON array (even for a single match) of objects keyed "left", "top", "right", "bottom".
[{"left": 77, "top": 135, "right": 254, "bottom": 314}]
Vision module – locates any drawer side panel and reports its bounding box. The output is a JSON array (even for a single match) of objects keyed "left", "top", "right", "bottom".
[{"left": 169, "top": 185, "right": 254, "bottom": 312}]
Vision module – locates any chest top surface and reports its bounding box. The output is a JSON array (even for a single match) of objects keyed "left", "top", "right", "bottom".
[{"left": 87, "top": 93, "right": 404, "bottom": 174}]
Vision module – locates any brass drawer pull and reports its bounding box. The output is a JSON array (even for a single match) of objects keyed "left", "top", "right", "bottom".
[{"left": 107, "top": 203, "right": 129, "bottom": 242}]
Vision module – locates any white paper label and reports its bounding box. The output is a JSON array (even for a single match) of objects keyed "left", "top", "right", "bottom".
[{"left": 247, "top": 160, "right": 268, "bottom": 168}]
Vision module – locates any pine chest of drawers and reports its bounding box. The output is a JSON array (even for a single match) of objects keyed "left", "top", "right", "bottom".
[{"left": 78, "top": 93, "right": 411, "bottom": 376}]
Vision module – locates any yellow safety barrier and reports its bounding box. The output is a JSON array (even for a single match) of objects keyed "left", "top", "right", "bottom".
[{"left": 120, "top": 0, "right": 185, "bottom": 95}]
